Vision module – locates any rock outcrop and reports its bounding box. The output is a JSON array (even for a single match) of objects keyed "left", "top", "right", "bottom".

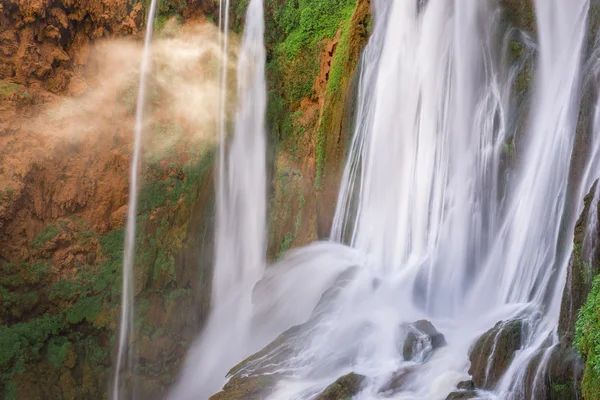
[
  {"left": 316, "top": 373, "right": 366, "bottom": 400},
  {"left": 401, "top": 320, "right": 447, "bottom": 362},
  {"left": 468, "top": 319, "right": 523, "bottom": 389}
]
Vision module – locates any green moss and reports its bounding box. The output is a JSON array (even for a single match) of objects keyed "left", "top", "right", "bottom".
[
  {"left": 279, "top": 233, "right": 294, "bottom": 256},
  {"left": 325, "top": 14, "right": 353, "bottom": 96},
  {"left": 295, "top": 193, "right": 305, "bottom": 234},
  {"left": 3, "top": 381, "right": 17, "bottom": 400},
  {"left": 0, "top": 83, "right": 19, "bottom": 96},
  {"left": 49, "top": 279, "right": 86, "bottom": 301},
  {"left": 315, "top": 124, "right": 327, "bottom": 189},
  {"left": 82, "top": 336, "right": 109, "bottom": 364},
  {"left": 31, "top": 224, "right": 60, "bottom": 249},
  {"left": 66, "top": 296, "right": 103, "bottom": 325},
  {"left": 575, "top": 275, "right": 600, "bottom": 399},
  {"left": 47, "top": 337, "right": 70, "bottom": 367},
  {"left": 551, "top": 382, "right": 568, "bottom": 394},
  {"left": 276, "top": 0, "right": 356, "bottom": 58}
]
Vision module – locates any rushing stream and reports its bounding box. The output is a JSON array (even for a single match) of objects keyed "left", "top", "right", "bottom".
[{"left": 172, "top": 0, "right": 600, "bottom": 399}]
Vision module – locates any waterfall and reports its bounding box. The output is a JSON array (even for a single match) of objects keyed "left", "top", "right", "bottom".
[
  {"left": 168, "top": 0, "right": 267, "bottom": 398},
  {"left": 112, "top": 1, "right": 158, "bottom": 398},
  {"left": 226, "top": 0, "right": 598, "bottom": 399},
  {"left": 168, "top": 0, "right": 600, "bottom": 398}
]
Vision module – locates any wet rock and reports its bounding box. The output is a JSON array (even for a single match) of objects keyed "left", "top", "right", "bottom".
[
  {"left": 312, "top": 267, "right": 359, "bottom": 314},
  {"left": 468, "top": 319, "right": 523, "bottom": 389},
  {"left": 499, "top": 0, "right": 536, "bottom": 34},
  {"left": 208, "top": 375, "right": 280, "bottom": 400},
  {"left": 316, "top": 373, "right": 366, "bottom": 400},
  {"left": 378, "top": 367, "right": 416, "bottom": 394},
  {"left": 446, "top": 391, "right": 478, "bottom": 400},
  {"left": 401, "top": 320, "right": 446, "bottom": 361},
  {"left": 457, "top": 380, "right": 475, "bottom": 391},
  {"left": 558, "top": 181, "right": 600, "bottom": 342},
  {"left": 521, "top": 340, "right": 583, "bottom": 400}
]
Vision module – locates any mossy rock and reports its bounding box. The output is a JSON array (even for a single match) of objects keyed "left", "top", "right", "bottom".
[
  {"left": 500, "top": 0, "right": 536, "bottom": 34},
  {"left": 468, "top": 319, "right": 523, "bottom": 389},
  {"left": 208, "top": 375, "right": 279, "bottom": 400},
  {"left": 446, "top": 391, "right": 478, "bottom": 400},
  {"left": 316, "top": 373, "right": 366, "bottom": 400}
]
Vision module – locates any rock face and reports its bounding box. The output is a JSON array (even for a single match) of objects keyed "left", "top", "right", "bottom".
[
  {"left": 0, "top": 2, "right": 221, "bottom": 398},
  {"left": 446, "top": 391, "right": 478, "bottom": 400},
  {"left": 499, "top": 0, "right": 536, "bottom": 34},
  {"left": 316, "top": 373, "right": 366, "bottom": 400},
  {"left": 401, "top": 320, "right": 447, "bottom": 362},
  {"left": 378, "top": 367, "right": 417, "bottom": 395},
  {"left": 468, "top": 320, "right": 523, "bottom": 389},
  {"left": 457, "top": 380, "right": 475, "bottom": 391},
  {"left": 208, "top": 375, "right": 279, "bottom": 400},
  {"left": 264, "top": 0, "right": 371, "bottom": 259},
  {"left": 559, "top": 181, "right": 600, "bottom": 341}
]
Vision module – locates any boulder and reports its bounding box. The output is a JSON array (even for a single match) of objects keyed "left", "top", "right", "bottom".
[
  {"left": 316, "top": 373, "right": 366, "bottom": 400},
  {"left": 378, "top": 367, "right": 416, "bottom": 395},
  {"left": 521, "top": 340, "right": 583, "bottom": 400},
  {"left": 457, "top": 380, "right": 475, "bottom": 391},
  {"left": 468, "top": 319, "right": 523, "bottom": 389},
  {"left": 208, "top": 375, "right": 279, "bottom": 400},
  {"left": 401, "top": 320, "right": 446, "bottom": 361},
  {"left": 446, "top": 391, "right": 478, "bottom": 399}
]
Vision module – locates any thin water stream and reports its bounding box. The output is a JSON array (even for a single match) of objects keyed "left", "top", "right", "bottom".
[{"left": 113, "top": 1, "right": 158, "bottom": 398}]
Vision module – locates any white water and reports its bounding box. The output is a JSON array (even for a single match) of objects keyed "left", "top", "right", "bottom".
[
  {"left": 168, "top": 0, "right": 267, "bottom": 398},
  {"left": 113, "top": 1, "right": 158, "bottom": 398}
]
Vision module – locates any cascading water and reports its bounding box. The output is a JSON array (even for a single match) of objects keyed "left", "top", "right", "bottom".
[
  {"left": 113, "top": 1, "right": 158, "bottom": 398},
  {"left": 168, "top": 0, "right": 267, "bottom": 398},
  {"left": 172, "top": 0, "right": 600, "bottom": 399}
]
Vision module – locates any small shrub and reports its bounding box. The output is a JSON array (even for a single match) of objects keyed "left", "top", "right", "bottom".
[
  {"left": 575, "top": 275, "right": 600, "bottom": 398},
  {"left": 46, "top": 337, "right": 69, "bottom": 367},
  {"left": 66, "top": 296, "right": 103, "bottom": 325},
  {"left": 31, "top": 224, "right": 60, "bottom": 249}
]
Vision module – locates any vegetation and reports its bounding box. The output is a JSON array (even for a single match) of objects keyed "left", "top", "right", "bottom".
[
  {"left": 30, "top": 224, "right": 60, "bottom": 249},
  {"left": 0, "top": 134, "right": 214, "bottom": 397},
  {"left": 0, "top": 82, "right": 28, "bottom": 98},
  {"left": 575, "top": 275, "right": 600, "bottom": 400}
]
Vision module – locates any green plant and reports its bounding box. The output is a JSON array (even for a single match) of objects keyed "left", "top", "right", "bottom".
[
  {"left": 31, "top": 224, "right": 60, "bottom": 249},
  {"left": 279, "top": 233, "right": 294, "bottom": 256},
  {"left": 575, "top": 275, "right": 600, "bottom": 399},
  {"left": 49, "top": 279, "right": 85, "bottom": 301},
  {"left": 66, "top": 296, "right": 103, "bottom": 325},
  {"left": 46, "top": 337, "right": 69, "bottom": 367},
  {"left": 0, "top": 82, "right": 19, "bottom": 96}
]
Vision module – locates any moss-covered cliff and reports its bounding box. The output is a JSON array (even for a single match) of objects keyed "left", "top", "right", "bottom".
[
  {"left": 0, "top": 0, "right": 371, "bottom": 398},
  {"left": 0, "top": 1, "right": 222, "bottom": 398},
  {"left": 262, "top": 0, "right": 370, "bottom": 259}
]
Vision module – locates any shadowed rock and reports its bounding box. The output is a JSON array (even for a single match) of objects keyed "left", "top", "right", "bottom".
[
  {"left": 446, "top": 391, "right": 478, "bottom": 400},
  {"left": 316, "top": 373, "right": 366, "bottom": 400},
  {"left": 208, "top": 375, "right": 280, "bottom": 400},
  {"left": 378, "top": 367, "right": 417, "bottom": 395},
  {"left": 401, "top": 320, "right": 446, "bottom": 361},
  {"left": 457, "top": 380, "right": 475, "bottom": 391},
  {"left": 468, "top": 319, "right": 523, "bottom": 389}
]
